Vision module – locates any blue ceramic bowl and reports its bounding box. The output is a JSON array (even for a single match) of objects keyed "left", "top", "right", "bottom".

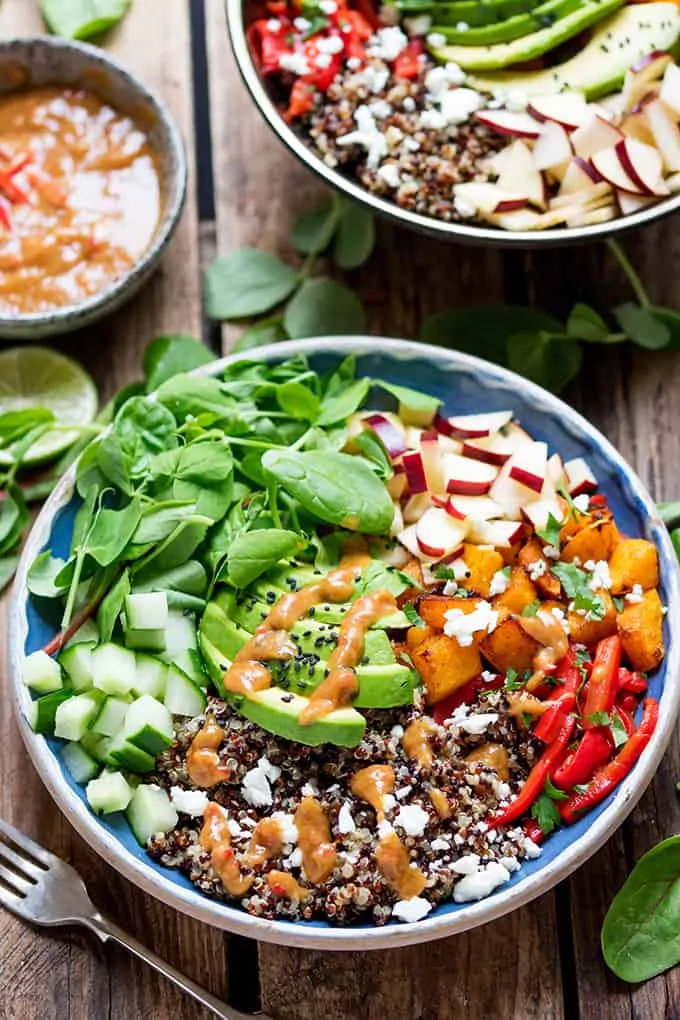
[{"left": 8, "top": 337, "right": 680, "bottom": 950}]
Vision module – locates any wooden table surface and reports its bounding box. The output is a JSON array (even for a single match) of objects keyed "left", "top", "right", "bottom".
[{"left": 1, "top": 1, "right": 680, "bottom": 1017}]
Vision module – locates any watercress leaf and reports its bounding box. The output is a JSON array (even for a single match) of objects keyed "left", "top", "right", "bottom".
[
  {"left": 261, "top": 448, "right": 394, "bottom": 534},
  {"left": 0, "top": 554, "right": 18, "bottom": 593},
  {"left": 97, "top": 433, "right": 132, "bottom": 494},
  {"left": 144, "top": 335, "right": 213, "bottom": 392},
  {"left": 76, "top": 440, "right": 108, "bottom": 498},
  {"left": 373, "top": 379, "right": 440, "bottom": 422},
  {"left": 239, "top": 450, "right": 267, "bottom": 486},
  {"left": 419, "top": 306, "right": 563, "bottom": 365},
  {"left": 658, "top": 501, "right": 680, "bottom": 530},
  {"left": 352, "top": 428, "right": 393, "bottom": 479},
  {"left": 613, "top": 302, "right": 671, "bottom": 350},
  {"left": 316, "top": 377, "right": 370, "bottom": 426},
  {"left": 672, "top": 528, "right": 680, "bottom": 563},
  {"left": 283, "top": 276, "right": 366, "bottom": 338},
  {"left": 227, "top": 528, "right": 306, "bottom": 588},
  {"left": 290, "top": 200, "right": 338, "bottom": 255},
  {"left": 113, "top": 397, "right": 178, "bottom": 476},
  {"left": 131, "top": 502, "right": 197, "bottom": 546},
  {"left": 332, "top": 201, "right": 375, "bottom": 269},
  {"left": 507, "top": 331, "right": 583, "bottom": 394},
  {"left": 275, "top": 380, "right": 321, "bottom": 422},
  {"left": 156, "top": 374, "right": 241, "bottom": 425},
  {"left": 40, "top": 0, "right": 131, "bottom": 40},
  {"left": 233, "top": 316, "right": 287, "bottom": 352},
  {"left": 134, "top": 560, "right": 208, "bottom": 597},
  {"left": 648, "top": 306, "right": 680, "bottom": 350},
  {"left": 86, "top": 497, "right": 142, "bottom": 567},
  {"left": 566, "top": 303, "right": 610, "bottom": 342},
  {"left": 70, "top": 487, "right": 98, "bottom": 558},
  {"left": 149, "top": 441, "right": 234, "bottom": 520},
  {"left": 96, "top": 569, "right": 130, "bottom": 643},
  {"left": 602, "top": 835, "right": 680, "bottom": 982},
  {"left": 27, "top": 551, "right": 69, "bottom": 598},
  {"left": 205, "top": 248, "right": 300, "bottom": 320}
]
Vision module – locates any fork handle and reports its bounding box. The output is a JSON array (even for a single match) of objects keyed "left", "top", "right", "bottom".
[{"left": 86, "top": 912, "right": 267, "bottom": 1020}]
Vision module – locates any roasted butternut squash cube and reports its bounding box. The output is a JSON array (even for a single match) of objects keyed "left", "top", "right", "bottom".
[
  {"left": 518, "top": 539, "right": 561, "bottom": 599},
  {"left": 492, "top": 567, "right": 537, "bottom": 616},
  {"left": 479, "top": 617, "right": 541, "bottom": 674},
  {"left": 567, "top": 589, "right": 618, "bottom": 647},
  {"left": 608, "top": 539, "right": 659, "bottom": 594},
  {"left": 560, "top": 510, "right": 619, "bottom": 564},
  {"left": 406, "top": 624, "right": 430, "bottom": 653},
  {"left": 462, "top": 543, "right": 504, "bottom": 597},
  {"left": 409, "top": 631, "right": 482, "bottom": 704},
  {"left": 418, "top": 594, "right": 480, "bottom": 631},
  {"left": 617, "top": 589, "right": 665, "bottom": 673}
]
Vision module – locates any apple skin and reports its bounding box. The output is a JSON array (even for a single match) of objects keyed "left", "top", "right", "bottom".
[
  {"left": 614, "top": 138, "right": 667, "bottom": 197},
  {"left": 475, "top": 109, "right": 541, "bottom": 139},
  {"left": 365, "top": 413, "right": 408, "bottom": 459},
  {"left": 462, "top": 439, "right": 511, "bottom": 467},
  {"left": 509, "top": 465, "right": 544, "bottom": 494},
  {"left": 446, "top": 477, "right": 494, "bottom": 496},
  {"left": 402, "top": 451, "right": 428, "bottom": 494}
]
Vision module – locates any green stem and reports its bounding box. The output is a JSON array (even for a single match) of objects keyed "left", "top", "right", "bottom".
[
  {"left": 672, "top": 528, "right": 680, "bottom": 563},
  {"left": 268, "top": 481, "right": 282, "bottom": 529},
  {"left": 606, "top": 239, "right": 651, "bottom": 309},
  {"left": 658, "top": 501, "right": 680, "bottom": 530}
]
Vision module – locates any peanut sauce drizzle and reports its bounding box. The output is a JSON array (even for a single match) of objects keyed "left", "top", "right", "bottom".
[
  {"left": 465, "top": 742, "right": 510, "bottom": 781},
  {"left": 294, "top": 797, "right": 337, "bottom": 883},
  {"left": 186, "top": 715, "right": 231, "bottom": 788},
  {"left": 199, "top": 803, "right": 252, "bottom": 897},
  {"left": 519, "top": 611, "right": 570, "bottom": 691},
  {"left": 244, "top": 818, "right": 285, "bottom": 868},
  {"left": 376, "top": 831, "right": 427, "bottom": 900},
  {"left": 403, "top": 717, "right": 438, "bottom": 770},
  {"left": 506, "top": 692, "right": 550, "bottom": 719},
  {"left": 267, "top": 871, "right": 312, "bottom": 901},
  {"left": 350, "top": 765, "right": 395, "bottom": 821}
]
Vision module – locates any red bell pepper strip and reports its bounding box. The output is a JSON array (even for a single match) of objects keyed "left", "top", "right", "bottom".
[
  {"left": 612, "top": 703, "right": 635, "bottom": 739},
  {"left": 393, "top": 38, "right": 423, "bottom": 79},
  {"left": 546, "top": 647, "right": 583, "bottom": 699},
  {"left": 617, "top": 691, "right": 638, "bottom": 714},
  {"left": 284, "top": 79, "right": 317, "bottom": 122},
  {"left": 582, "top": 635, "right": 622, "bottom": 725},
  {"left": 559, "top": 698, "right": 658, "bottom": 824},
  {"left": 617, "top": 668, "right": 648, "bottom": 694},
  {"left": 552, "top": 727, "right": 613, "bottom": 790},
  {"left": 522, "top": 818, "right": 545, "bottom": 845},
  {"left": 488, "top": 714, "right": 576, "bottom": 829},
  {"left": 248, "top": 19, "right": 293, "bottom": 75},
  {"left": 431, "top": 673, "right": 504, "bottom": 724},
  {"left": 351, "top": 0, "right": 381, "bottom": 31},
  {"left": 533, "top": 693, "right": 576, "bottom": 744}
]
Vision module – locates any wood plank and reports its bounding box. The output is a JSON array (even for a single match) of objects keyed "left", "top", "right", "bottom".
[
  {"left": 0, "top": 3, "right": 220, "bottom": 1018},
  {"left": 206, "top": 5, "right": 564, "bottom": 1017}
]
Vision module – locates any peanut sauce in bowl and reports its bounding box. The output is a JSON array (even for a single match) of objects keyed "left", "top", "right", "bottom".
[{"left": 0, "top": 36, "right": 186, "bottom": 338}]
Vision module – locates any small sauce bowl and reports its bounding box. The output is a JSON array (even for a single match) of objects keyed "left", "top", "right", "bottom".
[{"left": 0, "top": 36, "right": 187, "bottom": 339}]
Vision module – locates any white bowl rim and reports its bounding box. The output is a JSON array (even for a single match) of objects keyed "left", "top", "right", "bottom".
[{"left": 7, "top": 335, "right": 679, "bottom": 950}]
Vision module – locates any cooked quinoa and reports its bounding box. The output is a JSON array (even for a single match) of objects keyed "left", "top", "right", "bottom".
[{"left": 148, "top": 689, "right": 543, "bottom": 926}]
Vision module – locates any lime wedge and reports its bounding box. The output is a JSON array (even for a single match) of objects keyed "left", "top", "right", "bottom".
[{"left": 0, "top": 347, "right": 98, "bottom": 467}]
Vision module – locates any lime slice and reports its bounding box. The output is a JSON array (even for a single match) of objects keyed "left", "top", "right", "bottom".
[{"left": 0, "top": 347, "right": 98, "bottom": 467}]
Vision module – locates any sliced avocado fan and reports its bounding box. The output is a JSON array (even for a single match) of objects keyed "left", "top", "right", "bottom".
[
  {"left": 426, "top": 0, "right": 545, "bottom": 28},
  {"left": 431, "top": 0, "right": 585, "bottom": 47}
]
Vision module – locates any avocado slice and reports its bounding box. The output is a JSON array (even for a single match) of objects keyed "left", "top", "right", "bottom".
[
  {"left": 231, "top": 688, "right": 366, "bottom": 747},
  {"left": 466, "top": 2, "right": 680, "bottom": 98},
  {"left": 353, "top": 665, "right": 420, "bottom": 709},
  {"left": 430, "top": 0, "right": 624, "bottom": 70},
  {"left": 431, "top": 0, "right": 584, "bottom": 46},
  {"left": 430, "top": 0, "right": 544, "bottom": 29}
]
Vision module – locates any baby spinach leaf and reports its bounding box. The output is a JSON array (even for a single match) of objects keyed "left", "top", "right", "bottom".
[
  {"left": 155, "top": 375, "right": 240, "bottom": 425},
  {"left": 332, "top": 201, "right": 375, "bottom": 269},
  {"left": 290, "top": 200, "right": 339, "bottom": 255},
  {"left": 205, "top": 248, "right": 299, "bottom": 320},
  {"left": 27, "top": 552, "right": 69, "bottom": 599},
  {"left": 323, "top": 354, "right": 357, "bottom": 396},
  {"left": 227, "top": 528, "right": 306, "bottom": 588},
  {"left": 614, "top": 303, "right": 671, "bottom": 351},
  {"left": 234, "top": 316, "right": 286, "bottom": 352},
  {"left": 276, "top": 380, "right": 321, "bottom": 422},
  {"left": 262, "top": 449, "right": 394, "bottom": 533},
  {"left": 0, "top": 554, "right": 18, "bottom": 593},
  {"left": 144, "top": 335, "right": 213, "bottom": 392},
  {"left": 97, "top": 569, "right": 130, "bottom": 643},
  {"left": 131, "top": 503, "right": 197, "bottom": 546},
  {"left": 316, "top": 377, "right": 370, "bottom": 426},
  {"left": 507, "top": 332, "right": 583, "bottom": 394},
  {"left": 283, "top": 276, "right": 365, "bottom": 338},
  {"left": 602, "top": 836, "right": 680, "bottom": 983},
  {"left": 86, "top": 497, "right": 142, "bottom": 567},
  {"left": 135, "top": 515, "right": 213, "bottom": 576},
  {"left": 353, "top": 428, "right": 393, "bottom": 479},
  {"left": 40, "top": 0, "right": 131, "bottom": 39},
  {"left": 113, "top": 397, "right": 178, "bottom": 477},
  {"left": 97, "top": 433, "right": 132, "bottom": 494},
  {"left": 149, "top": 441, "right": 234, "bottom": 521}
]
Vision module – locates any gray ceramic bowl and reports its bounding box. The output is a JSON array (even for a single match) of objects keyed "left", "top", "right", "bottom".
[
  {"left": 0, "top": 36, "right": 187, "bottom": 340},
  {"left": 226, "top": 0, "right": 680, "bottom": 248}
]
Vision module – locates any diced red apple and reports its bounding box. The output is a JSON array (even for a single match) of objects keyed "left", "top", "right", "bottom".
[
  {"left": 546, "top": 452, "right": 567, "bottom": 491},
  {"left": 643, "top": 97, "right": 680, "bottom": 172},
  {"left": 463, "top": 422, "right": 532, "bottom": 466},
  {"left": 532, "top": 121, "right": 573, "bottom": 176},
  {"left": 444, "top": 454, "right": 498, "bottom": 495},
  {"left": 570, "top": 116, "right": 624, "bottom": 159},
  {"left": 522, "top": 499, "right": 566, "bottom": 532},
  {"left": 558, "top": 156, "right": 603, "bottom": 195},
  {"left": 416, "top": 507, "right": 468, "bottom": 559},
  {"left": 614, "top": 137, "right": 670, "bottom": 196},
  {"left": 590, "top": 146, "right": 645, "bottom": 194},
  {"left": 596, "top": 93, "right": 626, "bottom": 121},
  {"left": 623, "top": 51, "right": 673, "bottom": 111},
  {"left": 564, "top": 457, "right": 598, "bottom": 497},
  {"left": 420, "top": 431, "right": 446, "bottom": 493},
  {"left": 616, "top": 190, "right": 658, "bottom": 215},
  {"left": 397, "top": 523, "right": 429, "bottom": 562},
  {"left": 497, "top": 140, "right": 547, "bottom": 209},
  {"left": 527, "top": 92, "right": 590, "bottom": 131},
  {"left": 387, "top": 470, "right": 407, "bottom": 501},
  {"left": 403, "top": 491, "right": 432, "bottom": 524},
  {"left": 660, "top": 61, "right": 680, "bottom": 116},
  {"left": 508, "top": 441, "right": 548, "bottom": 494},
  {"left": 447, "top": 494, "right": 507, "bottom": 521},
  {"left": 440, "top": 409, "right": 513, "bottom": 439},
  {"left": 621, "top": 107, "right": 657, "bottom": 147},
  {"left": 468, "top": 518, "right": 525, "bottom": 549},
  {"left": 404, "top": 425, "right": 424, "bottom": 448},
  {"left": 390, "top": 501, "right": 405, "bottom": 538},
  {"left": 402, "top": 450, "right": 428, "bottom": 495},
  {"left": 475, "top": 109, "right": 542, "bottom": 138},
  {"left": 490, "top": 462, "right": 535, "bottom": 517},
  {"left": 453, "top": 182, "right": 528, "bottom": 215},
  {"left": 364, "top": 413, "right": 408, "bottom": 459}
]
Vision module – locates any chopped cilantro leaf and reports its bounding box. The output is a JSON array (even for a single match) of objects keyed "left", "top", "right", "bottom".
[
  {"left": 610, "top": 712, "right": 628, "bottom": 749},
  {"left": 573, "top": 783, "right": 589, "bottom": 794},
  {"left": 434, "top": 564, "right": 456, "bottom": 581},
  {"left": 536, "top": 512, "right": 563, "bottom": 547},
  {"left": 545, "top": 776, "right": 569, "bottom": 801},
  {"left": 557, "top": 481, "right": 584, "bottom": 521},
  {"left": 588, "top": 711, "right": 611, "bottom": 727},
  {"left": 551, "top": 561, "right": 606, "bottom": 620},
  {"left": 403, "top": 603, "right": 424, "bottom": 628},
  {"left": 574, "top": 646, "right": 591, "bottom": 666},
  {"left": 504, "top": 668, "right": 524, "bottom": 691},
  {"left": 501, "top": 565, "right": 511, "bottom": 578},
  {"left": 521, "top": 600, "right": 541, "bottom": 617},
  {"left": 303, "top": 14, "right": 329, "bottom": 37},
  {"left": 531, "top": 793, "right": 562, "bottom": 836}
]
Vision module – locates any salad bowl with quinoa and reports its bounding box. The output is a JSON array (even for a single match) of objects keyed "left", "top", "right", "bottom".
[
  {"left": 227, "top": 0, "right": 680, "bottom": 243},
  {"left": 8, "top": 337, "right": 679, "bottom": 948}
]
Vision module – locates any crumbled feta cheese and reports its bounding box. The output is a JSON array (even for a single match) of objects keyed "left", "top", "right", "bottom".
[
  {"left": 301, "top": 780, "right": 318, "bottom": 797},
  {"left": 242, "top": 765, "right": 274, "bottom": 808},
  {"left": 391, "top": 724, "right": 405, "bottom": 739},
  {"left": 367, "top": 26, "right": 408, "bottom": 61},
  {"left": 499, "top": 855, "right": 521, "bottom": 873},
  {"left": 317, "top": 34, "right": 344, "bottom": 53},
  {"left": 450, "top": 705, "right": 499, "bottom": 735},
  {"left": 170, "top": 787, "right": 208, "bottom": 816},
  {"left": 444, "top": 61, "right": 466, "bottom": 86},
  {"left": 337, "top": 802, "right": 356, "bottom": 834},
  {"left": 337, "top": 104, "right": 388, "bottom": 168},
  {"left": 279, "top": 52, "right": 311, "bottom": 76},
  {"left": 227, "top": 818, "right": 243, "bottom": 838},
  {"left": 395, "top": 785, "right": 412, "bottom": 800},
  {"left": 426, "top": 32, "right": 447, "bottom": 48},
  {"left": 377, "top": 818, "right": 395, "bottom": 838},
  {"left": 455, "top": 20, "right": 469, "bottom": 31},
  {"left": 288, "top": 847, "right": 304, "bottom": 868},
  {"left": 489, "top": 569, "right": 510, "bottom": 596},
  {"left": 453, "top": 193, "right": 476, "bottom": 218},
  {"left": 542, "top": 544, "right": 560, "bottom": 560},
  {"left": 573, "top": 494, "right": 590, "bottom": 512},
  {"left": 404, "top": 14, "right": 431, "bottom": 36},
  {"left": 481, "top": 669, "right": 497, "bottom": 684},
  {"left": 293, "top": 16, "right": 310, "bottom": 30},
  {"left": 382, "top": 794, "right": 397, "bottom": 814},
  {"left": 522, "top": 837, "right": 543, "bottom": 859},
  {"left": 431, "top": 838, "right": 450, "bottom": 851},
  {"left": 347, "top": 56, "right": 362, "bottom": 70},
  {"left": 271, "top": 811, "right": 298, "bottom": 845},
  {"left": 402, "top": 136, "right": 420, "bottom": 152},
  {"left": 453, "top": 861, "right": 511, "bottom": 902},
  {"left": 260, "top": 757, "right": 281, "bottom": 783},
  {"left": 505, "top": 88, "right": 528, "bottom": 112},
  {"left": 394, "top": 803, "right": 430, "bottom": 837},
  {"left": 418, "top": 108, "right": 447, "bottom": 131},
  {"left": 586, "top": 559, "right": 612, "bottom": 591},
  {"left": 402, "top": 96, "right": 416, "bottom": 112},
  {"left": 550, "top": 607, "right": 570, "bottom": 634},
  {"left": 315, "top": 52, "right": 333, "bottom": 68},
  {"left": 266, "top": 17, "right": 281, "bottom": 31},
  {"left": 356, "top": 65, "right": 390, "bottom": 93},
  {"left": 625, "top": 583, "right": 644, "bottom": 604},
  {"left": 424, "top": 66, "right": 450, "bottom": 99},
  {"left": 443, "top": 600, "right": 498, "bottom": 646},
  {"left": 528, "top": 559, "right": 547, "bottom": 581},
  {"left": 369, "top": 98, "right": 392, "bottom": 119},
  {"left": 392, "top": 896, "right": 432, "bottom": 922},
  {"left": 451, "top": 853, "right": 480, "bottom": 875},
  {"left": 319, "top": 0, "right": 337, "bottom": 11}
]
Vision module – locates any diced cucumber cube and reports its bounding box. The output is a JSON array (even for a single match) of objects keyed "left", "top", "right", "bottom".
[
  {"left": 92, "top": 696, "right": 132, "bottom": 737},
  {"left": 172, "top": 648, "right": 208, "bottom": 689},
  {"left": 124, "top": 591, "right": 168, "bottom": 631},
  {"left": 86, "top": 770, "right": 133, "bottom": 814},
  {"left": 28, "top": 690, "right": 73, "bottom": 735},
  {"left": 60, "top": 742, "right": 100, "bottom": 785},
  {"left": 23, "top": 651, "right": 63, "bottom": 694},
  {"left": 163, "top": 665, "right": 206, "bottom": 718},
  {"left": 123, "top": 626, "right": 167, "bottom": 652},
  {"left": 59, "top": 642, "right": 95, "bottom": 693},
  {"left": 92, "top": 643, "right": 137, "bottom": 696},
  {"left": 80, "top": 730, "right": 115, "bottom": 765},
  {"left": 133, "top": 655, "right": 168, "bottom": 699},
  {"left": 106, "top": 732, "right": 156, "bottom": 774},
  {"left": 122, "top": 696, "right": 174, "bottom": 756},
  {"left": 66, "top": 618, "right": 99, "bottom": 647},
  {"left": 160, "top": 610, "right": 198, "bottom": 658},
  {"left": 126, "top": 785, "right": 178, "bottom": 846},
  {"left": 54, "top": 691, "right": 104, "bottom": 742}
]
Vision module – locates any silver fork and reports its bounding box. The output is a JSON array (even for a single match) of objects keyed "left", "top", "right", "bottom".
[{"left": 0, "top": 816, "right": 271, "bottom": 1020}]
